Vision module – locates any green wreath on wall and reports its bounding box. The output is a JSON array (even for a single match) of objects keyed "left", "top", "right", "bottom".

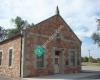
[{"left": 34, "top": 45, "right": 45, "bottom": 57}]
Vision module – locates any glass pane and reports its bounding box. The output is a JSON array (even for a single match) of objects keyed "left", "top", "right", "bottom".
[
  {"left": 9, "top": 49, "right": 12, "bottom": 66},
  {"left": 0, "top": 52, "right": 2, "bottom": 65},
  {"left": 70, "top": 51, "right": 75, "bottom": 66},
  {"left": 37, "top": 55, "right": 44, "bottom": 68}
]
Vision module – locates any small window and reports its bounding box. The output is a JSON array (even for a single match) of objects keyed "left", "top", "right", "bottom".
[
  {"left": 0, "top": 51, "right": 2, "bottom": 65},
  {"left": 8, "top": 49, "right": 13, "bottom": 66},
  {"left": 69, "top": 51, "right": 76, "bottom": 66},
  {"left": 37, "top": 55, "right": 44, "bottom": 68}
]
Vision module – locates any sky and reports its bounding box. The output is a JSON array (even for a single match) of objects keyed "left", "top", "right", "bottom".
[{"left": 0, "top": 0, "right": 100, "bottom": 58}]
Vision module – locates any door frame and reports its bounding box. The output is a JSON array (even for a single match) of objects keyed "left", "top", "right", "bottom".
[{"left": 52, "top": 47, "right": 65, "bottom": 74}]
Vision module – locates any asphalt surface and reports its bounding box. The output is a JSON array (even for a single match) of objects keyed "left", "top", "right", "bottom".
[
  {"left": 0, "top": 66, "right": 100, "bottom": 80},
  {"left": 81, "top": 66, "right": 100, "bottom": 79}
]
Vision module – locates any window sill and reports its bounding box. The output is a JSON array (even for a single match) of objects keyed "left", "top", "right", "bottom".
[{"left": 8, "top": 66, "right": 13, "bottom": 69}]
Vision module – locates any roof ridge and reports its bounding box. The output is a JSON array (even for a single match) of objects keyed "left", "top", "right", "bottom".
[
  {"left": 35, "top": 14, "right": 58, "bottom": 26},
  {"left": 26, "top": 14, "right": 59, "bottom": 30}
]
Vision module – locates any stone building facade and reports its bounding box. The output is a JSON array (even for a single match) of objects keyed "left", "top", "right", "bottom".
[
  {"left": 0, "top": 34, "right": 21, "bottom": 78},
  {"left": 0, "top": 8, "right": 82, "bottom": 78}
]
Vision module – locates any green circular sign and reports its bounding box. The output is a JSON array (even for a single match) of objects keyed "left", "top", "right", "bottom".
[{"left": 34, "top": 45, "right": 45, "bottom": 57}]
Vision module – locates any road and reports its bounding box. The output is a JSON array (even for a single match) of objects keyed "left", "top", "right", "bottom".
[{"left": 81, "top": 66, "right": 100, "bottom": 79}]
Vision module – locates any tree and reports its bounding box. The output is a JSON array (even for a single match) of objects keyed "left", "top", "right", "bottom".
[
  {"left": 7, "top": 16, "right": 34, "bottom": 38},
  {"left": 97, "top": 58, "right": 100, "bottom": 63},
  {"left": 84, "top": 56, "right": 89, "bottom": 62},
  {"left": 81, "top": 56, "right": 89, "bottom": 62},
  {"left": 97, "top": 19, "right": 100, "bottom": 30},
  {"left": 12, "top": 17, "right": 28, "bottom": 29},
  {"left": 81, "top": 57, "right": 84, "bottom": 62},
  {"left": 0, "top": 26, "right": 7, "bottom": 41},
  {"left": 89, "top": 56, "right": 94, "bottom": 62},
  {"left": 92, "top": 19, "right": 100, "bottom": 47}
]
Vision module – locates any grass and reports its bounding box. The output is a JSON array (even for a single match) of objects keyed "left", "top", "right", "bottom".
[{"left": 82, "top": 62, "right": 100, "bottom": 67}]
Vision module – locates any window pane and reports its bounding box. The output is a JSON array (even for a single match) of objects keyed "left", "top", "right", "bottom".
[
  {"left": 70, "top": 51, "right": 75, "bottom": 66},
  {"left": 37, "top": 55, "right": 44, "bottom": 68},
  {"left": 9, "top": 49, "right": 12, "bottom": 66},
  {"left": 0, "top": 52, "right": 2, "bottom": 65}
]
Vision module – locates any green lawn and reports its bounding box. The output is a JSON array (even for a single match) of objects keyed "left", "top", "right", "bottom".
[{"left": 82, "top": 62, "right": 100, "bottom": 67}]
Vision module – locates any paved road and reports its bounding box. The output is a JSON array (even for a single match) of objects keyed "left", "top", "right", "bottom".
[
  {"left": 0, "top": 66, "right": 100, "bottom": 80},
  {"left": 81, "top": 66, "right": 100, "bottom": 79}
]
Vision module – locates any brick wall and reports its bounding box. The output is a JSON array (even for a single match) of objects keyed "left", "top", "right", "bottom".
[
  {"left": 24, "top": 36, "right": 81, "bottom": 76},
  {"left": 0, "top": 36, "right": 21, "bottom": 78}
]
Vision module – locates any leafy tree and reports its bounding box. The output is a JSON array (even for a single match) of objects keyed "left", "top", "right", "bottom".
[
  {"left": 81, "top": 56, "right": 100, "bottom": 63},
  {"left": 8, "top": 16, "right": 34, "bottom": 38},
  {"left": 89, "top": 56, "right": 94, "bottom": 62},
  {"left": 97, "top": 58, "right": 100, "bottom": 63},
  {"left": 97, "top": 19, "right": 100, "bottom": 30},
  {"left": 84, "top": 56, "right": 89, "bottom": 62},
  {"left": 0, "top": 26, "right": 7, "bottom": 41},
  {"left": 81, "top": 56, "right": 89, "bottom": 62},
  {"left": 81, "top": 57, "right": 84, "bottom": 62},
  {"left": 7, "top": 28, "right": 19, "bottom": 38},
  {"left": 92, "top": 19, "right": 100, "bottom": 47}
]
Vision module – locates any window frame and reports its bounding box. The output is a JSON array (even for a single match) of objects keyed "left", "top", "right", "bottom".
[
  {"left": 8, "top": 47, "right": 14, "bottom": 67},
  {"left": 36, "top": 55, "right": 44, "bottom": 69},
  {"left": 68, "top": 49, "right": 77, "bottom": 67},
  {"left": 0, "top": 50, "right": 3, "bottom": 66}
]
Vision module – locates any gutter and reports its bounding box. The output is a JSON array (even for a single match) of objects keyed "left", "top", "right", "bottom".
[
  {"left": 20, "top": 30, "right": 25, "bottom": 78},
  {"left": 20, "top": 33, "right": 23, "bottom": 77}
]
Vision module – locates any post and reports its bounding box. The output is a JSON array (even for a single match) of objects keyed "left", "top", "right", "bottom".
[{"left": 88, "top": 50, "right": 90, "bottom": 63}]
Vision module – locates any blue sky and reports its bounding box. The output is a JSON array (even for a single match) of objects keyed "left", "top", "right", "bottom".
[{"left": 0, "top": 0, "right": 100, "bottom": 58}]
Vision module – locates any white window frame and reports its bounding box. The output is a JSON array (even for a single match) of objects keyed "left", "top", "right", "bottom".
[{"left": 8, "top": 47, "right": 14, "bottom": 67}]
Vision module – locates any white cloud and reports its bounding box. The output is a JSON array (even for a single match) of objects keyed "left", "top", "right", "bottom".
[
  {"left": 0, "top": 18, "right": 14, "bottom": 29},
  {"left": 60, "top": 0, "right": 100, "bottom": 40},
  {"left": 0, "top": 0, "right": 58, "bottom": 28},
  {"left": 0, "top": 0, "right": 100, "bottom": 57}
]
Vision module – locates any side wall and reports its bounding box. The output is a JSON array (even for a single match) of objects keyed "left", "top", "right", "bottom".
[{"left": 0, "top": 37, "right": 21, "bottom": 78}]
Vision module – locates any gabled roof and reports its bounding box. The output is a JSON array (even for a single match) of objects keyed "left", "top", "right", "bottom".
[{"left": 27, "top": 14, "right": 81, "bottom": 44}]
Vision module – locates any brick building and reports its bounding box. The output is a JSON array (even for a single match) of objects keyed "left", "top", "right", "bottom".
[{"left": 0, "top": 7, "right": 82, "bottom": 78}]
